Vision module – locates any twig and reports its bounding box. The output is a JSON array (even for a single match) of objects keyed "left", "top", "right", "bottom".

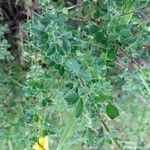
[
  {"left": 65, "top": 3, "right": 82, "bottom": 10},
  {"left": 118, "top": 6, "right": 149, "bottom": 17},
  {"left": 79, "top": 77, "right": 121, "bottom": 149},
  {"left": 8, "top": 140, "right": 13, "bottom": 150},
  {"left": 116, "top": 44, "right": 150, "bottom": 96},
  {"left": 139, "top": 71, "right": 150, "bottom": 96},
  {"left": 56, "top": 115, "right": 76, "bottom": 150},
  {"left": 0, "top": 64, "right": 24, "bottom": 87},
  {"left": 69, "top": 16, "right": 103, "bottom": 24},
  {"left": 115, "top": 44, "right": 145, "bottom": 68}
]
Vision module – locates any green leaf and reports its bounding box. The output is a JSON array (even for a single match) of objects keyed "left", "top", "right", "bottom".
[
  {"left": 65, "top": 82, "right": 74, "bottom": 89},
  {"left": 56, "top": 113, "right": 76, "bottom": 150},
  {"left": 79, "top": 70, "right": 92, "bottom": 82},
  {"left": 106, "top": 60, "right": 115, "bottom": 68},
  {"left": 47, "top": 43, "right": 56, "bottom": 55},
  {"left": 32, "top": 114, "right": 39, "bottom": 122},
  {"left": 62, "top": 7, "right": 68, "bottom": 14},
  {"left": 106, "top": 103, "right": 119, "bottom": 119},
  {"left": 51, "top": 52, "right": 63, "bottom": 64},
  {"left": 95, "top": 93, "right": 113, "bottom": 102},
  {"left": 42, "top": 99, "right": 47, "bottom": 107},
  {"left": 93, "top": 10, "right": 100, "bottom": 19},
  {"left": 78, "top": 86, "right": 89, "bottom": 96},
  {"left": 107, "top": 49, "right": 117, "bottom": 60},
  {"left": 62, "top": 32, "right": 72, "bottom": 39},
  {"left": 97, "top": 126, "right": 104, "bottom": 138},
  {"left": 65, "top": 92, "right": 79, "bottom": 105},
  {"left": 95, "top": 32, "right": 102, "bottom": 43},
  {"left": 75, "top": 99, "right": 83, "bottom": 118},
  {"left": 141, "top": 24, "right": 150, "bottom": 32},
  {"left": 89, "top": 24, "right": 99, "bottom": 34},
  {"left": 65, "top": 59, "right": 80, "bottom": 73},
  {"left": 87, "top": 128, "right": 95, "bottom": 145},
  {"left": 55, "top": 64, "right": 64, "bottom": 76}
]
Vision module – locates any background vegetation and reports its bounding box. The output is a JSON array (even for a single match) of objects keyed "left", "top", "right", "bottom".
[{"left": 0, "top": 0, "right": 150, "bottom": 149}]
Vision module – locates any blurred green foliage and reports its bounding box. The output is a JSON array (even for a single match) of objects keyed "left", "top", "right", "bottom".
[
  {"left": 0, "top": 0, "right": 150, "bottom": 149},
  {"left": 0, "top": 24, "right": 11, "bottom": 60}
]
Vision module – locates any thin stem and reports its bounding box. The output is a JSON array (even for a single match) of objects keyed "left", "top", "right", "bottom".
[
  {"left": 8, "top": 140, "right": 13, "bottom": 150},
  {"left": 56, "top": 119, "right": 76, "bottom": 150},
  {"left": 79, "top": 77, "right": 121, "bottom": 149},
  {"left": 113, "top": 101, "right": 128, "bottom": 117},
  {"left": 115, "top": 44, "right": 150, "bottom": 93},
  {"left": 139, "top": 72, "right": 150, "bottom": 96},
  {"left": 0, "top": 65, "right": 24, "bottom": 87},
  {"left": 118, "top": 6, "right": 149, "bottom": 17},
  {"left": 65, "top": 3, "right": 82, "bottom": 10}
]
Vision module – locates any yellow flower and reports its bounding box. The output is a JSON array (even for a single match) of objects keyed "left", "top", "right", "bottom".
[{"left": 33, "top": 135, "right": 49, "bottom": 150}]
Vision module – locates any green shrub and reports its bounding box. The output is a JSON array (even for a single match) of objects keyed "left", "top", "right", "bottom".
[{"left": 0, "top": 0, "right": 150, "bottom": 149}]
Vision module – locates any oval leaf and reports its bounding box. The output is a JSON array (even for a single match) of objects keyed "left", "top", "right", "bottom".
[
  {"left": 65, "top": 92, "right": 79, "bottom": 105},
  {"left": 65, "top": 59, "right": 80, "bottom": 73},
  {"left": 95, "top": 93, "right": 113, "bottom": 102},
  {"left": 106, "top": 103, "right": 119, "bottom": 119},
  {"left": 89, "top": 24, "right": 99, "bottom": 34},
  {"left": 76, "top": 99, "right": 83, "bottom": 118},
  {"left": 107, "top": 49, "right": 117, "bottom": 60}
]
